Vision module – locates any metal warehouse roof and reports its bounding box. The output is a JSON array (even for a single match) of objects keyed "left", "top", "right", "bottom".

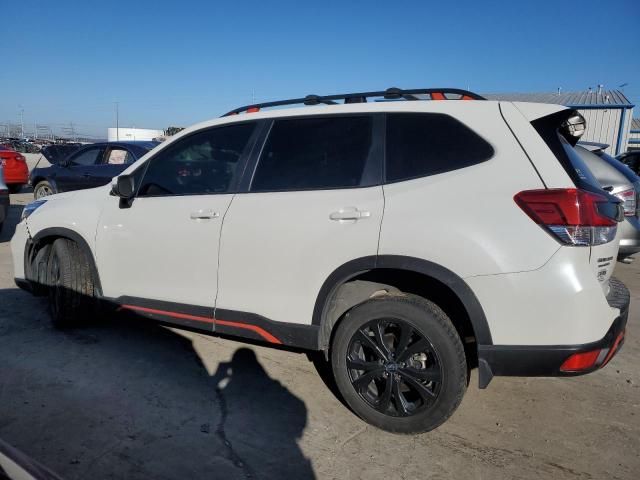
[
  {"left": 632, "top": 118, "right": 640, "bottom": 131},
  {"left": 483, "top": 90, "right": 633, "bottom": 107}
]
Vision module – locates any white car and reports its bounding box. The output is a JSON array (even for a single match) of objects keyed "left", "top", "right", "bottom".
[{"left": 11, "top": 88, "right": 630, "bottom": 433}]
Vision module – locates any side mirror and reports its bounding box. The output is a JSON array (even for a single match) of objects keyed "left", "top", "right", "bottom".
[{"left": 113, "top": 174, "right": 135, "bottom": 199}]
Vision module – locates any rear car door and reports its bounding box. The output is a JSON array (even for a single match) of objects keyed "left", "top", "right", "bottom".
[
  {"left": 55, "top": 146, "right": 106, "bottom": 192},
  {"left": 215, "top": 114, "right": 384, "bottom": 341},
  {"left": 96, "top": 122, "right": 258, "bottom": 323}
]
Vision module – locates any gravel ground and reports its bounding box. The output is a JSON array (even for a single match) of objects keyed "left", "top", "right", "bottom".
[{"left": 0, "top": 185, "right": 638, "bottom": 479}]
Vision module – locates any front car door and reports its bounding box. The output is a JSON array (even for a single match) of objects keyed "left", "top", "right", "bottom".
[
  {"left": 215, "top": 114, "right": 384, "bottom": 343},
  {"left": 95, "top": 122, "right": 259, "bottom": 327},
  {"left": 55, "top": 146, "right": 106, "bottom": 192}
]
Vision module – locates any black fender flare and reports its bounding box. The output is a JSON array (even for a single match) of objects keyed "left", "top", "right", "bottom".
[
  {"left": 30, "top": 227, "right": 102, "bottom": 295},
  {"left": 312, "top": 255, "right": 493, "bottom": 349}
]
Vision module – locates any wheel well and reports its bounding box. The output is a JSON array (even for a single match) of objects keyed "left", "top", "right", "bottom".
[
  {"left": 28, "top": 230, "right": 102, "bottom": 296},
  {"left": 321, "top": 268, "right": 479, "bottom": 369}
]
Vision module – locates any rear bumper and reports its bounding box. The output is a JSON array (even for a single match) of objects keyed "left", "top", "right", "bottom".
[
  {"left": 618, "top": 217, "right": 640, "bottom": 257},
  {"left": 477, "top": 277, "right": 629, "bottom": 388},
  {"left": 4, "top": 162, "right": 29, "bottom": 184}
]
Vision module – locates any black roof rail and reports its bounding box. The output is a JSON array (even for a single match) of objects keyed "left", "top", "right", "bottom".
[{"left": 223, "top": 87, "right": 486, "bottom": 116}]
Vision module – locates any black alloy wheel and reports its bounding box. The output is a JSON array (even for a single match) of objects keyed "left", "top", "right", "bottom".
[{"left": 346, "top": 318, "right": 442, "bottom": 417}]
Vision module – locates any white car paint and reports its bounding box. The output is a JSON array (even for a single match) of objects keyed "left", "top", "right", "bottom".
[{"left": 10, "top": 98, "right": 624, "bottom": 351}]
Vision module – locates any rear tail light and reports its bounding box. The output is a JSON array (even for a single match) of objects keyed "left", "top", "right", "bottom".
[
  {"left": 514, "top": 188, "right": 618, "bottom": 246},
  {"left": 0, "top": 153, "right": 25, "bottom": 164},
  {"left": 560, "top": 329, "right": 625, "bottom": 372},
  {"left": 613, "top": 188, "right": 636, "bottom": 216}
]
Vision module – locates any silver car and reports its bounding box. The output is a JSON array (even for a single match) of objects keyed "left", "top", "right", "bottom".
[
  {"left": 0, "top": 164, "right": 9, "bottom": 234},
  {"left": 577, "top": 142, "right": 640, "bottom": 261}
]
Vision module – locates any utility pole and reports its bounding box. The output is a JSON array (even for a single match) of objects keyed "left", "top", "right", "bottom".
[
  {"left": 19, "top": 106, "right": 24, "bottom": 139},
  {"left": 115, "top": 101, "right": 119, "bottom": 141}
]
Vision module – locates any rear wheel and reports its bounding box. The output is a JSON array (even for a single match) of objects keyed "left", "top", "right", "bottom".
[
  {"left": 46, "top": 238, "right": 97, "bottom": 328},
  {"left": 330, "top": 295, "right": 467, "bottom": 433},
  {"left": 34, "top": 181, "right": 54, "bottom": 199}
]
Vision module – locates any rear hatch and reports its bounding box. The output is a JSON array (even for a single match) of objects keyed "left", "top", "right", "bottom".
[
  {"left": 530, "top": 110, "right": 623, "bottom": 292},
  {"left": 40, "top": 144, "right": 81, "bottom": 165}
]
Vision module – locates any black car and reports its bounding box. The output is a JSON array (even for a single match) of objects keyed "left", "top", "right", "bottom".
[{"left": 30, "top": 141, "right": 158, "bottom": 199}]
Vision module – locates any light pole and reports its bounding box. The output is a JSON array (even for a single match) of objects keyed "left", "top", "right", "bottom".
[
  {"left": 18, "top": 105, "right": 24, "bottom": 139},
  {"left": 115, "top": 102, "right": 119, "bottom": 141}
]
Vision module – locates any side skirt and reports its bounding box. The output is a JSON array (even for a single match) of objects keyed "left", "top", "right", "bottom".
[{"left": 115, "top": 296, "right": 320, "bottom": 350}]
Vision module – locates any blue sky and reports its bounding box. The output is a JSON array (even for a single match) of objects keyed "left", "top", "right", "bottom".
[{"left": 2, "top": 0, "right": 638, "bottom": 138}]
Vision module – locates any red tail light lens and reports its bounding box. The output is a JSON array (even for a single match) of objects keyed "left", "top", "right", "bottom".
[
  {"left": 514, "top": 188, "right": 618, "bottom": 246},
  {"left": 560, "top": 350, "right": 600, "bottom": 372},
  {"left": 614, "top": 188, "right": 636, "bottom": 216}
]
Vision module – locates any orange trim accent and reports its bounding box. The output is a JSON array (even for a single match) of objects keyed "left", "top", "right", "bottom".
[
  {"left": 214, "top": 319, "right": 282, "bottom": 344},
  {"left": 121, "top": 304, "right": 215, "bottom": 323},
  {"left": 120, "top": 304, "right": 282, "bottom": 344},
  {"left": 461, "top": 95, "right": 474, "bottom": 100},
  {"left": 431, "top": 92, "right": 446, "bottom": 100},
  {"left": 247, "top": 107, "right": 260, "bottom": 113}
]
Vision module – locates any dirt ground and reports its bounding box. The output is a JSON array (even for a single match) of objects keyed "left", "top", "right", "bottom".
[{"left": 0, "top": 184, "right": 639, "bottom": 479}]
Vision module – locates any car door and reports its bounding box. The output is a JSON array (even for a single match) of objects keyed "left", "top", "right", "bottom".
[
  {"left": 54, "top": 145, "right": 104, "bottom": 192},
  {"left": 95, "top": 122, "right": 258, "bottom": 323},
  {"left": 55, "top": 146, "right": 106, "bottom": 192},
  {"left": 215, "top": 114, "right": 384, "bottom": 335}
]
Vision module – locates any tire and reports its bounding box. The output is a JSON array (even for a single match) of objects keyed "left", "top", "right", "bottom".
[
  {"left": 330, "top": 294, "right": 467, "bottom": 434},
  {"left": 8, "top": 184, "right": 22, "bottom": 194},
  {"left": 34, "top": 181, "right": 54, "bottom": 199},
  {"left": 46, "top": 238, "right": 97, "bottom": 328}
]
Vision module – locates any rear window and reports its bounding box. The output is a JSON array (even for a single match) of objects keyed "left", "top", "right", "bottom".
[{"left": 385, "top": 113, "right": 494, "bottom": 183}]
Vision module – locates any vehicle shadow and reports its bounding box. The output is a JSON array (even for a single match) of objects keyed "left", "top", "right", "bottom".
[{"left": 0, "top": 287, "right": 314, "bottom": 479}]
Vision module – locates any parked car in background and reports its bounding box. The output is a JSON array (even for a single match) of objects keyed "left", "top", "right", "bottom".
[
  {"left": 577, "top": 142, "right": 640, "bottom": 261},
  {"left": 0, "top": 146, "right": 29, "bottom": 193},
  {"left": 617, "top": 150, "right": 640, "bottom": 176},
  {"left": 12, "top": 88, "right": 628, "bottom": 434},
  {"left": 29, "top": 141, "right": 158, "bottom": 199},
  {"left": 0, "top": 165, "right": 9, "bottom": 233}
]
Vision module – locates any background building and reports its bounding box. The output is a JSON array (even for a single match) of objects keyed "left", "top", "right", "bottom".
[
  {"left": 108, "top": 127, "right": 164, "bottom": 142},
  {"left": 484, "top": 90, "right": 635, "bottom": 155},
  {"left": 629, "top": 118, "right": 640, "bottom": 152}
]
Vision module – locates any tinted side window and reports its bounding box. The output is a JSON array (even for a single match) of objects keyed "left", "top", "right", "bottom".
[
  {"left": 251, "top": 116, "right": 373, "bottom": 191},
  {"left": 70, "top": 147, "right": 103, "bottom": 166},
  {"left": 386, "top": 113, "right": 494, "bottom": 182},
  {"left": 138, "top": 123, "right": 255, "bottom": 196}
]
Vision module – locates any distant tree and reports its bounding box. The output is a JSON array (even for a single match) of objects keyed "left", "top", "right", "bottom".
[{"left": 164, "top": 126, "right": 184, "bottom": 137}]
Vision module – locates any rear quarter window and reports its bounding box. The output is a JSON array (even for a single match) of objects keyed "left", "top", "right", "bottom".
[{"left": 385, "top": 113, "right": 494, "bottom": 183}]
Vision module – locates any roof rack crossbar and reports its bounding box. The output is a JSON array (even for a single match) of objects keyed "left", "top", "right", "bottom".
[{"left": 223, "top": 87, "right": 485, "bottom": 116}]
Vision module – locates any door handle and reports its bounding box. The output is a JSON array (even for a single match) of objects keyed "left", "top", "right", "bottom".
[
  {"left": 329, "top": 208, "right": 371, "bottom": 221},
  {"left": 190, "top": 209, "right": 220, "bottom": 220}
]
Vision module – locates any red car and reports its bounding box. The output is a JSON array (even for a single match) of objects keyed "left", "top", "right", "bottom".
[{"left": 0, "top": 146, "right": 29, "bottom": 193}]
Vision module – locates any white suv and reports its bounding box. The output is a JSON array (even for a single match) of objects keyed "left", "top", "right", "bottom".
[{"left": 11, "top": 88, "right": 630, "bottom": 433}]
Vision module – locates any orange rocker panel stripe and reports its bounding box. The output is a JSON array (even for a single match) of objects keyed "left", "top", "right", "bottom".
[{"left": 120, "top": 305, "right": 282, "bottom": 344}]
